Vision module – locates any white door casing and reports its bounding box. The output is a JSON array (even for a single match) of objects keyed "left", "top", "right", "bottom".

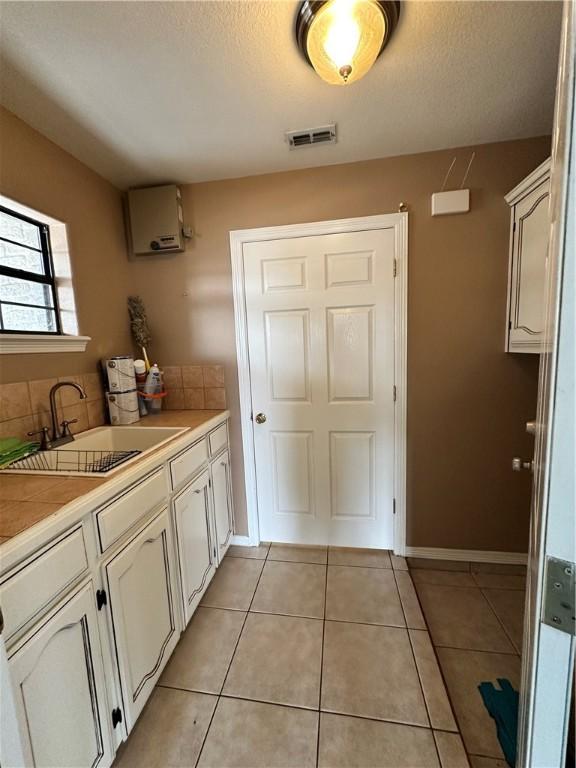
[
  {"left": 231, "top": 214, "right": 407, "bottom": 551},
  {"left": 517, "top": 3, "right": 575, "bottom": 765}
]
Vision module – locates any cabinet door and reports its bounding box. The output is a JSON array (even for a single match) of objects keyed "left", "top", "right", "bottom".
[
  {"left": 173, "top": 470, "right": 217, "bottom": 626},
  {"left": 211, "top": 450, "right": 234, "bottom": 562},
  {"left": 104, "top": 508, "right": 179, "bottom": 732},
  {"left": 8, "top": 581, "right": 113, "bottom": 768},
  {"left": 508, "top": 179, "right": 550, "bottom": 351}
]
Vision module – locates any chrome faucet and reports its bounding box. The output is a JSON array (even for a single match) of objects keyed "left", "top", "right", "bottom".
[{"left": 48, "top": 381, "right": 87, "bottom": 446}]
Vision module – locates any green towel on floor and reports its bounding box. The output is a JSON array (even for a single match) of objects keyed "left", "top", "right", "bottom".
[
  {"left": 0, "top": 437, "right": 39, "bottom": 469},
  {"left": 478, "top": 678, "right": 519, "bottom": 767}
]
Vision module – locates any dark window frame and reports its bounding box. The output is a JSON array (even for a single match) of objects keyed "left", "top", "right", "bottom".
[{"left": 0, "top": 205, "right": 62, "bottom": 335}]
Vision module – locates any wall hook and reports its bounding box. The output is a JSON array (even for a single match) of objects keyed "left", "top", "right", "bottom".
[{"left": 398, "top": 202, "right": 408, "bottom": 212}]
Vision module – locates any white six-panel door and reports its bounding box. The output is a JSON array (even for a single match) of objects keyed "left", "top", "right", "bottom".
[{"left": 243, "top": 228, "right": 397, "bottom": 548}]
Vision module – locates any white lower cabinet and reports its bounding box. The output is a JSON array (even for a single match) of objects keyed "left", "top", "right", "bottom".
[
  {"left": 173, "top": 470, "right": 217, "bottom": 626},
  {"left": 103, "top": 508, "right": 179, "bottom": 732},
  {"left": 2, "top": 416, "right": 234, "bottom": 767},
  {"left": 211, "top": 449, "right": 234, "bottom": 562},
  {"left": 8, "top": 581, "right": 114, "bottom": 768}
]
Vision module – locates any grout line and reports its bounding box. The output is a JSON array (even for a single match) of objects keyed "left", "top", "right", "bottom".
[
  {"left": 228, "top": 554, "right": 396, "bottom": 570},
  {"left": 247, "top": 609, "right": 399, "bottom": 626},
  {"left": 317, "top": 706, "right": 437, "bottom": 732},
  {"left": 479, "top": 586, "right": 524, "bottom": 656},
  {"left": 406, "top": 566, "right": 464, "bottom": 748},
  {"left": 395, "top": 570, "right": 435, "bottom": 738},
  {"left": 393, "top": 572, "right": 445, "bottom": 766},
  {"left": 195, "top": 604, "right": 249, "bottom": 614},
  {"left": 326, "top": 561, "right": 392, "bottom": 570},
  {"left": 157, "top": 681, "right": 219, "bottom": 697},
  {"left": 392, "top": 567, "right": 415, "bottom": 630},
  {"left": 316, "top": 562, "right": 328, "bottom": 768},
  {"left": 194, "top": 552, "right": 268, "bottom": 768},
  {"left": 426, "top": 643, "right": 519, "bottom": 657},
  {"left": 217, "top": 692, "right": 435, "bottom": 732}
]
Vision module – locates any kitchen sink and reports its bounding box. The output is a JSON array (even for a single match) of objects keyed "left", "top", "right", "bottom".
[
  {"left": 61, "top": 426, "right": 187, "bottom": 454},
  {"left": 2, "top": 426, "right": 188, "bottom": 477}
]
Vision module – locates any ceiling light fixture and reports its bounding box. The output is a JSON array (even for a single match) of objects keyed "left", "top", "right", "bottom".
[{"left": 296, "top": 0, "right": 401, "bottom": 86}]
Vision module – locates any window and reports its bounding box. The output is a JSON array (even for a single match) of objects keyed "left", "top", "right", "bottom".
[
  {"left": 0, "top": 195, "right": 88, "bottom": 353},
  {"left": 0, "top": 206, "right": 61, "bottom": 334}
]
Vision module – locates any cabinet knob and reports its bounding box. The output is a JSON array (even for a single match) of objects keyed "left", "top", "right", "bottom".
[{"left": 255, "top": 413, "right": 266, "bottom": 424}]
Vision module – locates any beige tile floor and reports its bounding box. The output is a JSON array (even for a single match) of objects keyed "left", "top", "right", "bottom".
[
  {"left": 411, "top": 557, "right": 527, "bottom": 765},
  {"left": 115, "top": 546, "right": 525, "bottom": 768}
]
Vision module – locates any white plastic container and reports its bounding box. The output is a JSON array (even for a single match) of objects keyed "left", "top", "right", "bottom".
[
  {"left": 106, "top": 390, "right": 140, "bottom": 425},
  {"left": 106, "top": 356, "right": 136, "bottom": 393},
  {"left": 143, "top": 363, "right": 163, "bottom": 414}
]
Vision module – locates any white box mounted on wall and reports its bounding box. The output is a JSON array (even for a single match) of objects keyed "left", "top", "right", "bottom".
[
  {"left": 127, "top": 184, "right": 185, "bottom": 255},
  {"left": 431, "top": 189, "right": 470, "bottom": 216}
]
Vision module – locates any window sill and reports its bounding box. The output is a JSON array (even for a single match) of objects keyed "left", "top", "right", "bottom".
[{"left": 0, "top": 334, "right": 91, "bottom": 354}]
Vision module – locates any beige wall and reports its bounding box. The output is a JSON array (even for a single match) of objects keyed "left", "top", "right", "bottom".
[
  {"left": 0, "top": 106, "right": 132, "bottom": 383},
  {"left": 0, "top": 105, "right": 548, "bottom": 552},
  {"left": 127, "top": 136, "right": 549, "bottom": 552}
]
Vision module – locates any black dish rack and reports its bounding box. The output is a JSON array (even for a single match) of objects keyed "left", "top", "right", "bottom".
[{"left": 7, "top": 449, "right": 141, "bottom": 474}]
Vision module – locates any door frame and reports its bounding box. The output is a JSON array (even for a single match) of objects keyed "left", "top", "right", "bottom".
[
  {"left": 230, "top": 213, "right": 408, "bottom": 554},
  {"left": 517, "top": 1, "right": 575, "bottom": 764}
]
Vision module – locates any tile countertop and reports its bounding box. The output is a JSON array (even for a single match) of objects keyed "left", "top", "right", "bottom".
[{"left": 0, "top": 410, "right": 226, "bottom": 543}]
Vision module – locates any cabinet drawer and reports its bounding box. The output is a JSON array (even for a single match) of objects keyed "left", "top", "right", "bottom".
[
  {"left": 97, "top": 468, "right": 167, "bottom": 551},
  {"left": 170, "top": 438, "right": 208, "bottom": 490},
  {"left": 0, "top": 526, "right": 88, "bottom": 640},
  {"left": 208, "top": 423, "right": 228, "bottom": 457}
]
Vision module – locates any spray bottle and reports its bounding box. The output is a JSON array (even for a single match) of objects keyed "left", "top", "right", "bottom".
[{"left": 143, "top": 363, "right": 163, "bottom": 414}]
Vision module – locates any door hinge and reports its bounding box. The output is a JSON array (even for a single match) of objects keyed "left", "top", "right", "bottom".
[
  {"left": 393, "top": 385, "right": 397, "bottom": 402},
  {"left": 111, "top": 707, "right": 123, "bottom": 729},
  {"left": 393, "top": 498, "right": 396, "bottom": 515},
  {"left": 513, "top": 221, "right": 517, "bottom": 232},
  {"left": 393, "top": 259, "right": 397, "bottom": 277},
  {"left": 543, "top": 557, "right": 575, "bottom": 636},
  {"left": 96, "top": 589, "right": 107, "bottom": 611},
  {"left": 208, "top": 477, "right": 212, "bottom": 488},
  {"left": 213, "top": 546, "right": 217, "bottom": 560}
]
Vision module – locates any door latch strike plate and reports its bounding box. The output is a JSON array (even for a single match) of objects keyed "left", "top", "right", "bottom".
[{"left": 543, "top": 556, "right": 575, "bottom": 636}]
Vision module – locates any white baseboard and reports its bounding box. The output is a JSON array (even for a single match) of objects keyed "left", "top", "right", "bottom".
[
  {"left": 405, "top": 546, "right": 528, "bottom": 565},
  {"left": 230, "top": 535, "right": 254, "bottom": 547}
]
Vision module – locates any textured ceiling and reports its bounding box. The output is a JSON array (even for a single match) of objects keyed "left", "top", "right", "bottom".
[{"left": 0, "top": 1, "right": 562, "bottom": 188}]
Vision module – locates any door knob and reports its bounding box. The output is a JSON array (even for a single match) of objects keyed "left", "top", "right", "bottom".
[
  {"left": 512, "top": 457, "right": 533, "bottom": 472},
  {"left": 255, "top": 413, "right": 267, "bottom": 424}
]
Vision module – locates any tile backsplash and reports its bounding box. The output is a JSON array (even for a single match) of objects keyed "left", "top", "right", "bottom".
[
  {"left": 162, "top": 365, "right": 227, "bottom": 411},
  {"left": 0, "top": 364, "right": 226, "bottom": 442},
  {"left": 0, "top": 373, "right": 106, "bottom": 442}
]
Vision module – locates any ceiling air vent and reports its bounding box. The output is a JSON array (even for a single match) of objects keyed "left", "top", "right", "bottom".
[{"left": 285, "top": 124, "right": 337, "bottom": 150}]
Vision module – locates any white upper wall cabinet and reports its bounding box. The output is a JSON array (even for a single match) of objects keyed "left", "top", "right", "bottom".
[{"left": 505, "top": 158, "right": 551, "bottom": 353}]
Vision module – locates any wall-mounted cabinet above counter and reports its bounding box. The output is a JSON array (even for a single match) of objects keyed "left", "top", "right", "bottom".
[{"left": 505, "top": 158, "right": 551, "bottom": 354}]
